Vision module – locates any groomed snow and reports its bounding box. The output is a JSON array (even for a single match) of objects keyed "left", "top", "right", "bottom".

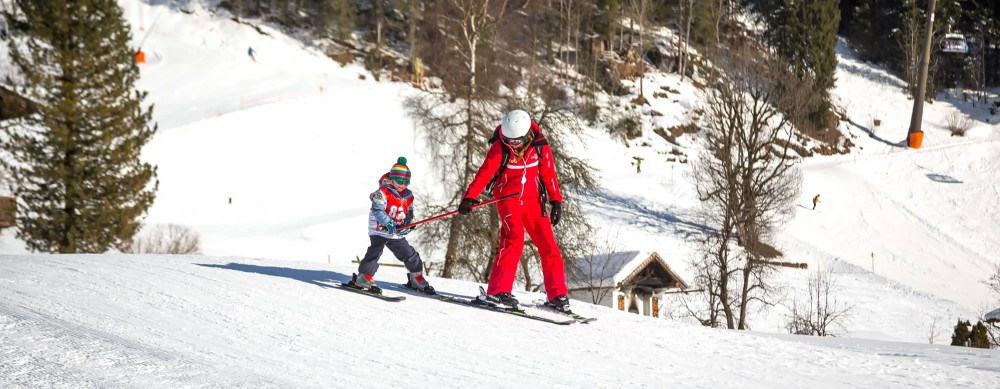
[
  {"left": 0, "top": 1, "right": 998, "bottom": 386},
  {"left": 2, "top": 254, "right": 998, "bottom": 388}
]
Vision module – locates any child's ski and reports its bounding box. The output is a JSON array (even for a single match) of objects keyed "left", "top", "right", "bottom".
[{"left": 336, "top": 284, "right": 406, "bottom": 302}]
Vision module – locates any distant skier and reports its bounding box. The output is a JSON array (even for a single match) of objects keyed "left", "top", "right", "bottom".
[
  {"left": 812, "top": 194, "right": 820, "bottom": 210},
  {"left": 346, "top": 157, "right": 435, "bottom": 295},
  {"left": 458, "top": 109, "right": 572, "bottom": 313},
  {"left": 247, "top": 46, "right": 256, "bottom": 62}
]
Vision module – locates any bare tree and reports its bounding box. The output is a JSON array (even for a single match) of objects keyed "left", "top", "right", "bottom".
[
  {"left": 568, "top": 229, "right": 628, "bottom": 304},
  {"left": 679, "top": 244, "right": 726, "bottom": 327},
  {"left": 928, "top": 315, "right": 945, "bottom": 344},
  {"left": 503, "top": 75, "right": 599, "bottom": 291},
  {"left": 896, "top": 0, "right": 922, "bottom": 98},
  {"left": 404, "top": 0, "right": 509, "bottom": 280},
  {"left": 370, "top": 0, "right": 386, "bottom": 78},
  {"left": 555, "top": 0, "right": 584, "bottom": 73},
  {"left": 628, "top": 0, "right": 652, "bottom": 98},
  {"left": 989, "top": 323, "right": 1000, "bottom": 349},
  {"left": 986, "top": 264, "right": 1000, "bottom": 336},
  {"left": 405, "top": 1, "right": 597, "bottom": 291},
  {"left": 715, "top": 0, "right": 732, "bottom": 46},
  {"left": 404, "top": 88, "right": 500, "bottom": 282},
  {"left": 402, "top": 0, "right": 424, "bottom": 64},
  {"left": 125, "top": 224, "right": 201, "bottom": 255},
  {"left": 786, "top": 269, "right": 853, "bottom": 336},
  {"left": 987, "top": 263, "right": 1000, "bottom": 297},
  {"left": 678, "top": 0, "right": 693, "bottom": 79},
  {"left": 690, "top": 43, "right": 802, "bottom": 330}
]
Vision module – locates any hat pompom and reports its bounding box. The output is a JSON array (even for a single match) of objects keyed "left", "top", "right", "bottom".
[{"left": 397, "top": 156, "right": 407, "bottom": 165}]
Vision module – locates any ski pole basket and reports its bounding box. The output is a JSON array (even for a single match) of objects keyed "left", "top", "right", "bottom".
[{"left": 0, "top": 196, "right": 15, "bottom": 229}]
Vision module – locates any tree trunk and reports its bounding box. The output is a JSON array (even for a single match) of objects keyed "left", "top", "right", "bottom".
[
  {"left": 682, "top": 0, "right": 693, "bottom": 80},
  {"left": 442, "top": 217, "right": 462, "bottom": 277},
  {"left": 520, "top": 255, "right": 533, "bottom": 291},
  {"left": 374, "top": 0, "right": 384, "bottom": 78}
]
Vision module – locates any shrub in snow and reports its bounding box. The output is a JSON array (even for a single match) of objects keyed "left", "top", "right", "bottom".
[
  {"left": 946, "top": 111, "right": 972, "bottom": 137},
  {"left": 127, "top": 224, "right": 201, "bottom": 255}
]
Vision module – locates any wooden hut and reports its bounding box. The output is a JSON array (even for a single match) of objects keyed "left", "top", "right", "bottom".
[{"left": 567, "top": 251, "right": 688, "bottom": 318}]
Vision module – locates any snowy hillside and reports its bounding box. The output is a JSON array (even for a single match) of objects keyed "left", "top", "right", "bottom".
[
  {"left": 1, "top": 254, "right": 998, "bottom": 388},
  {"left": 0, "top": 2, "right": 998, "bottom": 384}
]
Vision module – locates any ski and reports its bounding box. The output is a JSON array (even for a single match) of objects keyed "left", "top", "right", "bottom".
[
  {"left": 431, "top": 294, "right": 574, "bottom": 325},
  {"left": 393, "top": 284, "right": 574, "bottom": 325},
  {"left": 335, "top": 284, "right": 406, "bottom": 302},
  {"left": 529, "top": 300, "right": 597, "bottom": 324},
  {"left": 399, "top": 283, "right": 438, "bottom": 296}
]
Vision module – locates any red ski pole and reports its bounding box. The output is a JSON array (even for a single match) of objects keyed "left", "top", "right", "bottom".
[{"left": 397, "top": 193, "right": 517, "bottom": 230}]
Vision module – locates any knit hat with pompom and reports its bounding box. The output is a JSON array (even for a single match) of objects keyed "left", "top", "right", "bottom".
[{"left": 388, "top": 157, "right": 411, "bottom": 182}]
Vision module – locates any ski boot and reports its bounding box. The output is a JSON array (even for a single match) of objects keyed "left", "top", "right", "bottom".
[
  {"left": 475, "top": 286, "right": 520, "bottom": 309},
  {"left": 543, "top": 295, "right": 573, "bottom": 314},
  {"left": 404, "top": 272, "right": 436, "bottom": 295},
  {"left": 347, "top": 273, "right": 382, "bottom": 295}
]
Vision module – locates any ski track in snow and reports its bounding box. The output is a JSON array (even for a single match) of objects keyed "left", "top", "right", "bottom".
[
  {"left": 0, "top": 2, "right": 998, "bottom": 386},
  {"left": 1, "top": 254, "right": 999, "bottom": 388}
]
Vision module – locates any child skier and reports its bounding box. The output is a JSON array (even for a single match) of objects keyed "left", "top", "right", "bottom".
[{"left": 347, "top": 157, "right": 435, "bottom": 295}]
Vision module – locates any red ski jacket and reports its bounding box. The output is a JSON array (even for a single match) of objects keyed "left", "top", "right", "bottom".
[{"left": 464, "top": 121, "right": 562, "bottom": 203}]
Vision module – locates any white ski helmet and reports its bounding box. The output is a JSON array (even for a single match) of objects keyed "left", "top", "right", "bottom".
[{"left": 501, "top": 109, "right": 532, "bottom": 139}]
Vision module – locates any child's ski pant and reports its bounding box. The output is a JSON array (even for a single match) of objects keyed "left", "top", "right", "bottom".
[{"left": 358, "top": 235, "right": 424, "bottom": 276}]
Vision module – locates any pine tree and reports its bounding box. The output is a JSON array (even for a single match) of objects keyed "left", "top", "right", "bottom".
[
  {"left": 970, "top": 321, "right": 991, "bottom": 349},
  {"left": 950, "top": 319, "right": 971, "bottom": 346},
  {"left": 757, "top": 0, "right": 841, "bottom": 130},
  {"left": 772, "top": 0, "right": 840, "bottom": 95},
  {"left": 842, "top": 0, "right": 903, "bottom": 66},
  {"left": 3, "top": 0, "right": 157, "bottom": 253}
]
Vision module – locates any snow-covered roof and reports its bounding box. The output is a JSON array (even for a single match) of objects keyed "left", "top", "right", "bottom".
[
  {"left": 566, "top": 251, "right": 642, "bottom": 289},
  {"left": 567, "top": 251, "right": 688, "bottom": 290},
  {"left": 986, "top": 308, "right": 1000, "bottom": 323}
]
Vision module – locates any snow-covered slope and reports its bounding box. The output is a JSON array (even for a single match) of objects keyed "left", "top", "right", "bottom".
[
  {"left": 2, "top": 254, "right": 998, "bottom": 388},
  {"left": 786, "top": 41, "right": 1000, "bottom": 309},
  {"left": 124, "top": 1, "right": 351, "bottom": 130},
  {"left": 571, "top": 37, "right": 1000, "bottom": 339},
  {"left": 0, "top": 0, "right": 997, "bottom": 365}
]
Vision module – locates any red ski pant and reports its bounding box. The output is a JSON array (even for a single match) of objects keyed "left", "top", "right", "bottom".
[{"left": 486, "top": 197, "right": 568, "bottom": 300}]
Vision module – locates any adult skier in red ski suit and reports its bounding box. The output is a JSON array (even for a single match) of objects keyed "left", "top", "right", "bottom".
[{"left": 458, "top": 109, "right": 572, "bottom": 313}]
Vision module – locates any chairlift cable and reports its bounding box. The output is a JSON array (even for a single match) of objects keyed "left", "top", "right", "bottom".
[{"left": 136, "top": 4, "right": 167, "bottom": 51}]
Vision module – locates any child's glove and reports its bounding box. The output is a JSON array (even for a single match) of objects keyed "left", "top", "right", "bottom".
[
  {"left": 382, "top": 220, "right": 398, "bottom": 235},
  {"left": 398, "top": 226, "right": 414, "bottom": 236}
]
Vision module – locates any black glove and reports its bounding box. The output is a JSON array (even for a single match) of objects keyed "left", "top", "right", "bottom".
[
  {"left": 458, "top": 198, "right": 480, "bottom": 215},
  {"left": 549, "top": 201, "right": 562, "bottom": 226}
]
